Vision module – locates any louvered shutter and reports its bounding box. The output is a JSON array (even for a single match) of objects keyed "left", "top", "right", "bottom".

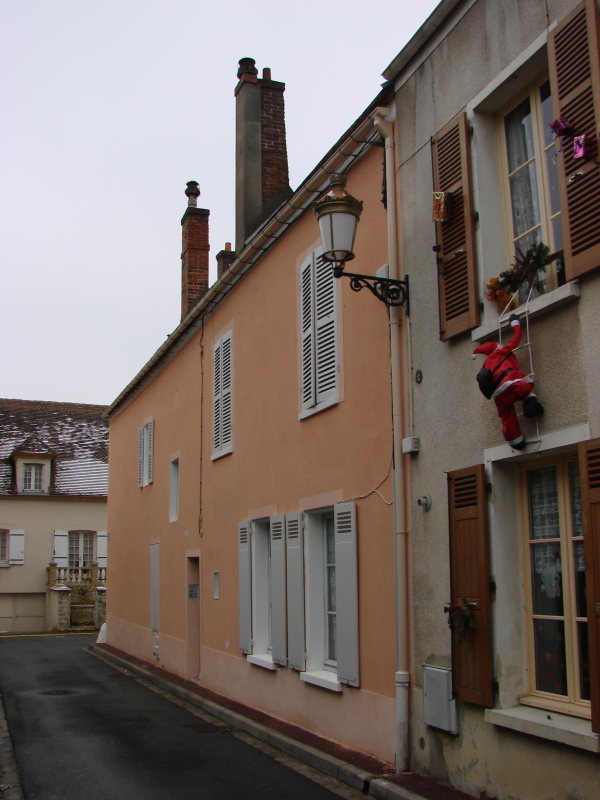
[
  {"left": 578, "top": 437, "right": 600, "bottom": 732},
  {"left": 8, "top": 530, "right": 25, "bottom": 565},
  {"left": 146, "top": 420, "right": 154, "bottom": 484},
  {"left": 270, "top": 515, "right": 287, "bottom": 665},
  {"left": 150, "top": 543, "right": 159, "bottom": 632},
  {"left": 300, "top": 255, "right": 316, "bottom": 411},
  {"left": 448, "top": 464, "right": 492, "bottom": 706},
  {"left": 220, "top": 332, "right": 233, "bottom": 452},
  {"left": 53, "top": 530, "right": 69, "bottom": 568},
  {"left": 432, "top": 112, "right": 479, "bottom": 341},
  {"left": 549, "top": 0, "right": 600, "bottom": 280},
  {"left": 96, "top": 531, "right": 108, "bottom": 568},
  {"left": 213, "top": 339, "right": 222, "bottom": 453},
  {"left": 138, "top": 427, "right": 144, "bottom": 487},
  {"left": 314, "top": 254, "right": 338, "bottom": 405},
  {"left": 286, "top": 512, "right": 305, "bottom": 671},
  {"left": 335, "top": 502, "right": 359, "bottom": 687},
  {"left": 238, "top": 521, "right": 252, "bottom": 654}
]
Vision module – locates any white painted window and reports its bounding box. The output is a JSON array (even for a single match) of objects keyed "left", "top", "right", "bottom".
[
  {"left": 68, "top": 531, "right": 95, "bottom": 568},
  {"left": 169, "top": 458, "right": 179, "bottom": 522},
  {"left": 301, "top": 502, "right": 359, "bottom": 691},
  {"left": 212, "top": 331, "right": 233, "bottom": 459},
  {"left": 213, "top": 571, "right": 220, "bottom": 599},
  {"left": 300, "top": 250, "right": 339, "bottom": 418},
  {"left": 150, "top": 543, "right": 160, "bottom": 632},
  {"left": 23, "top": 463, "right": 43, "bottom": 492},
  {"left": 138, "top": 420, "right": 154, "bottom": 487},
  {"left": 0, "top": 530, "right": 8, "bottom": 564}
]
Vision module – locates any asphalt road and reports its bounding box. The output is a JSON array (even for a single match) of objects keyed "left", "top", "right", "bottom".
[{"left": 0, "top": 634, "right": 349, "bottom": 800}]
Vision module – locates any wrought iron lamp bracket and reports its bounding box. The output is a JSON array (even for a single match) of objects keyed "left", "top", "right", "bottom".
[{"left": 332, "top": 265, "right": 409, "bottom": 313}]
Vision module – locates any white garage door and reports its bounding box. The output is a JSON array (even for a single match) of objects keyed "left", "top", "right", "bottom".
[{"left": 0, "top": 594, "right": 45, "bottom": 633}]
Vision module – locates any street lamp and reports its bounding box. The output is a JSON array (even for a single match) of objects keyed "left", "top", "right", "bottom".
[{"left": 314, "top": 173, "right": 409, "bottom": 311}]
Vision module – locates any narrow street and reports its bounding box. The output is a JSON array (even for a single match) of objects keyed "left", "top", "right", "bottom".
[{"left": 0, "top": 634, "right": 360, "bottom": 800}]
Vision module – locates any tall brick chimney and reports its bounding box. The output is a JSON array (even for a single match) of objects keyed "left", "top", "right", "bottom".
[
  {"left": 235, "top": 58, "right": 292, "bottom": 253},
  {"left": 181, "top": 181, "right": 210, "bottom": 319}
]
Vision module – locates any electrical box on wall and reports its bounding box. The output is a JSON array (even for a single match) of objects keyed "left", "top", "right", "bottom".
[
  {"left": 423, "top": 664, "right": 458, "bottom": 734},
  {"left": 402, "top": 437, "right": 420, "bottom": 454}
]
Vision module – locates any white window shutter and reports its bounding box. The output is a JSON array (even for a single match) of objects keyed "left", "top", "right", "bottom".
[
  {"left": 96, "top": 531, "right": 108, "bottom": 568},
  {"left": 213, "top": 340, "right": 222, "bottom": 453},
  {"left": 8, "top": 530, "right": 25, "bottom": 565},
  {"left": 285, "top": 512, "right": 305, "bottom": 671},
  {"left": 314, "top": 254, "right": 337, "bottom": 405},
  {"left": 138, "top": 427, "right": 144, "bottom": 487},
  {"left": 53, "top": 530, "right": 69, "bottom": 568},
  {"left": 238, "top": 521, "right": 252, "bottom": 654},
  {"left": 334, "top": 502, "right": 359, "bottom": 687},
  {"left": 221, "top": 332, "right": 233, "bottom": 451},
  {"left": 300, "top": 255, "right": 316, "bottom": 411},
  {"left": 150, "top": 543, "right": 160, "bottom": 632},
  {"left": 146, "top": 420, "right": 154, "bottom": 484},
  {"left": 270, "top": 514, "right": 287, "bottom": 666}
]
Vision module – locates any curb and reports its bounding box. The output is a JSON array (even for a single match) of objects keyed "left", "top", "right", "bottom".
[
  {"left": 0, "top": 692, "right": 24, "bottom": 800},
  {"left": 87, "top": 643, "right": 417, "bottom": 798}
]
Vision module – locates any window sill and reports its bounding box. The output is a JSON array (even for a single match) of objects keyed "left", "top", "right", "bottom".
[
  {"left": 246, "top": 653, "right": 276, "bottom": 671},
  {"left": 210, "top": 446, "right": 233, "bottom": 462},
  {"left": 472, "top": 280, "right": 580, "bottom": 342},
  {"left": 298, "top": 395, "right": 339, "bottom": 421},
  {"left": 299, "top": 670, "right": 342, "bottom": 692},
  {"left": 485, "top": 704, "right": 600, "bottom": 752}
]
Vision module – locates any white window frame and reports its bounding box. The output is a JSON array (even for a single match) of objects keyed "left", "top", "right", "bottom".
[
  {"left": 0, "top": 530, "right": 8, "bottom": 564},
  {"left": 138, "top": 420, "right": 154, "bottom": 487},
  {"left": 68, "top": 530, "right": 95, "bottom": 568},
  {"left": 212, "top": 330, "right": 233, "bottom": 459},
  {"left": 23, "top": 463, "right": 44, "bottom": 493},
  {"left": 169, "top": 458, "right": 179, "bottom": 522},
  {"left": 299, "top": 249, "right": 340, "bottom": 419},
  {"left": 247, "top": 518, "right": 275, "bottom": 670}
]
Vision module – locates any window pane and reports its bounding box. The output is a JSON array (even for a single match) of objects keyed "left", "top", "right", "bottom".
[
  {"left": 505, "top": 98, "right": 535, "bottom": 172},
  {"left": 23, "top": 465, "right": 31, "bottom": 490},
  {"left": 573, "top": 541, "right": 587, "bottom": 618},
  {"left": 578, "top": 620, "right": 591, "bottom": 700},
  {"left": 534, "top": 618, "right": 568, "bottom": 696},
  {"left": 0, "top": 531, "right": 7, "bottom": 562},
  {"left": 509, "top": 163, "right": 541, "bottom": 238},
  {"left": 569, "top": 461, "right": 583, "bottom": 537},
  {"left": 531, "top": 542, "right": 564, "bottom": 615},
  {"left": 327, "top": 565, "right": 336, "bottom": 612},
  {"left": 327, "top": 614, "right": 337, "bottom": 662},
  {"left": 545, "top": 148, "right": 561, "bottom": 216},
  {"left": 540, "top": 80, "right": 554, "bottom": 148},
  {"left": 325, "top": 519, "right": 335, "bottom": 563},
  {"left": 82, "top": 532, "right": 94, "bottom": 567},
  {"left": 68, "top": 532, "right": 79, "bottom": 568},
  {"left": 528, "top": 466, "right": 560, "bottom": 539}
]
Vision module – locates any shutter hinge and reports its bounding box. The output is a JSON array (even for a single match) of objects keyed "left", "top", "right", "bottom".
[
  {"left": 486, "top": 482, "right": 492, "bottom": 495},
  {"left": 469, "top": 126, "right": 474, "bottom": 136},
  {"left": 473, "top": 211, "right": 479, "bottom": 222},
  {"left": 492, "top": 680, "right": 499, "bottom": 694},
  {"left": 479, "top": 302, "right": 484, "bottom": 313},
  {"left": 432, "top": 245, "right": 441, "bottom": 252},
  {"left": 490, "top": 579, "right": 497, "bottom": 601}
]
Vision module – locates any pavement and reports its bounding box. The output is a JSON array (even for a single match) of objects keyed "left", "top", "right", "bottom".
[{"left": 0, "top": 633, "right": 475, "bottom": 800}]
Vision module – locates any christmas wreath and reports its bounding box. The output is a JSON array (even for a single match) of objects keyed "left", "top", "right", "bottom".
[
  {"left": 497, "top": 242, "right": 552, "bottom": 296},
  {"left": 444, "top": 599, "right": 477, "bottom": 643}
]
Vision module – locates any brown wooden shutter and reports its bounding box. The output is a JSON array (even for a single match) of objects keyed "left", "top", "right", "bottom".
[
  {"left": 548, "top": 0, "right": 600, "bottom": 280},
  {"left": 578, "top": 437, "right": 600, "bottom": 732},
  {"left": 432, "top": 112, "right": 479, "bottom": 341},
  {"left": 448, "top": 464, "right": 493, "bottom": 706}
]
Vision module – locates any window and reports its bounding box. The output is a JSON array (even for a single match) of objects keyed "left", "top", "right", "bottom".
[
  {"left": 169, "top": 458, "right": 179, "bottom": 522},
  {"left": 137, "top": 420, "right": 154, "bottom": 487},
  {"left": 68, "top": 531, "right": 95, "bottom": 568},
  {"left": 23, "top": 463, "right": 43, "bottom": 492},
  {"left": 501, "top": 77, "right": 565, "bottom": 299},
  {"left": 213, "top": 571, "right": 220, "bottom": 599},
  {"left": 302, "top": 503, "right": 359, "bottom": 690},
  {"left": 521, "top": 456, "right": 589, "bottom": 716},
  {"left": 212, "top": 331, "right": 233, "bottom": 459},
  {"left": 249, "top": 519, "right": 274, "bottom": 666},
  {"left": 0, "top": 530, "right": 7, "bottom": 564},
  {"left": 300, "top": 250, "right": 339, "bottom": 416}
]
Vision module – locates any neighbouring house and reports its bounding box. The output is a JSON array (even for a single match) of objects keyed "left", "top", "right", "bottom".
[
  {"left": 106, "top": 60, "right": 400, "bottom": 765},
  {"left": 0, "top": 399, "right": 108, "bottom": 632},
  {"left": 383, "top": 0, "right": 600, "bottom": 798}
]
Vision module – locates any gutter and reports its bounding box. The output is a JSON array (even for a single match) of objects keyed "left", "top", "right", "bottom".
[{"left": 107, "top": 88, "right": 392, "bottom": 419}]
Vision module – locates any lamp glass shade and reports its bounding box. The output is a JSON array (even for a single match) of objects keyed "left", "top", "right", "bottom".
[{"left": 318, "top": 211, "right": 358, "bottom": 263}]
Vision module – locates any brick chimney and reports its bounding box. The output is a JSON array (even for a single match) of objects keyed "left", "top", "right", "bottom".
[
  {"left": 235, "top": 58, "right": 292, "bottom": 253},
  {"left": 181, "top": 181, "right": 210, "bottom": 319},
  {"left": 216, "top": 243, "right": 236, "bottom": 279}
]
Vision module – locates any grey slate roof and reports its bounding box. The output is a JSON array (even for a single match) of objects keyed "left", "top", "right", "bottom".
[{"left": 0, "top": 399, "right": 108, "bottom": 497}]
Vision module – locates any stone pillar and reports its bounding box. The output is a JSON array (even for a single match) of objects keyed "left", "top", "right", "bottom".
[
  {"left": 94, "top": 587, "right": 107, "bottom": 629},
  {"left": 47, "top": 586, "right": 71, "bottom": 631}
]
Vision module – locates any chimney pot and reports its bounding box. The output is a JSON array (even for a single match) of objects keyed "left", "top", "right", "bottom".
[
  {"left": 225, "top": 242, "right": 232, "bottom": 251},
  {"left": 185, "top": 180, "right": 200, "bottom": 207},
  {"left": 237, "top": 57, "right": 258, "bottom": 79},
  {"left": 262, "top": 67, "right": 271, "bottom": 80}
]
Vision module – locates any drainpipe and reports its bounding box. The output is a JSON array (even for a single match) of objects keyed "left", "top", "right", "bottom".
[{"left": 372, "top": 105, "right": 410, "bottom": 772}]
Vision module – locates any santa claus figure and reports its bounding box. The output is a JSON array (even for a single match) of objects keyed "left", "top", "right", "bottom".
[{"left": 472, "top": 314, "right": 543, "bottom": 450}]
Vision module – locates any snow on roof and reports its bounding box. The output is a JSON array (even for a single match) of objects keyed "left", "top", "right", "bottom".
[{"left": 0, "top": 399, "right": 108, "bottom": 497}]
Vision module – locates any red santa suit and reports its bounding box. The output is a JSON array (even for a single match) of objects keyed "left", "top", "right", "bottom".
[{"left": 473, "top": 317, "right": 543, "bottom": 450}]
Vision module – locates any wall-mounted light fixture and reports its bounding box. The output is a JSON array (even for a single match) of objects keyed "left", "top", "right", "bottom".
[{"left": 314, "top": 173, "right": 409, "bottom": 311}]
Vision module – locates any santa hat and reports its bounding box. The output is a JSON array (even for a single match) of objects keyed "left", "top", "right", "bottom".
[{"left": 471, "top": 342, "right": 499, "bottom": 360}]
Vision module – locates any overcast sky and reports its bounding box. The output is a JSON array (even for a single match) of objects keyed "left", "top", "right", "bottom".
[{"left": 1, "top": 1, "right": 439, "bottom": 406}]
